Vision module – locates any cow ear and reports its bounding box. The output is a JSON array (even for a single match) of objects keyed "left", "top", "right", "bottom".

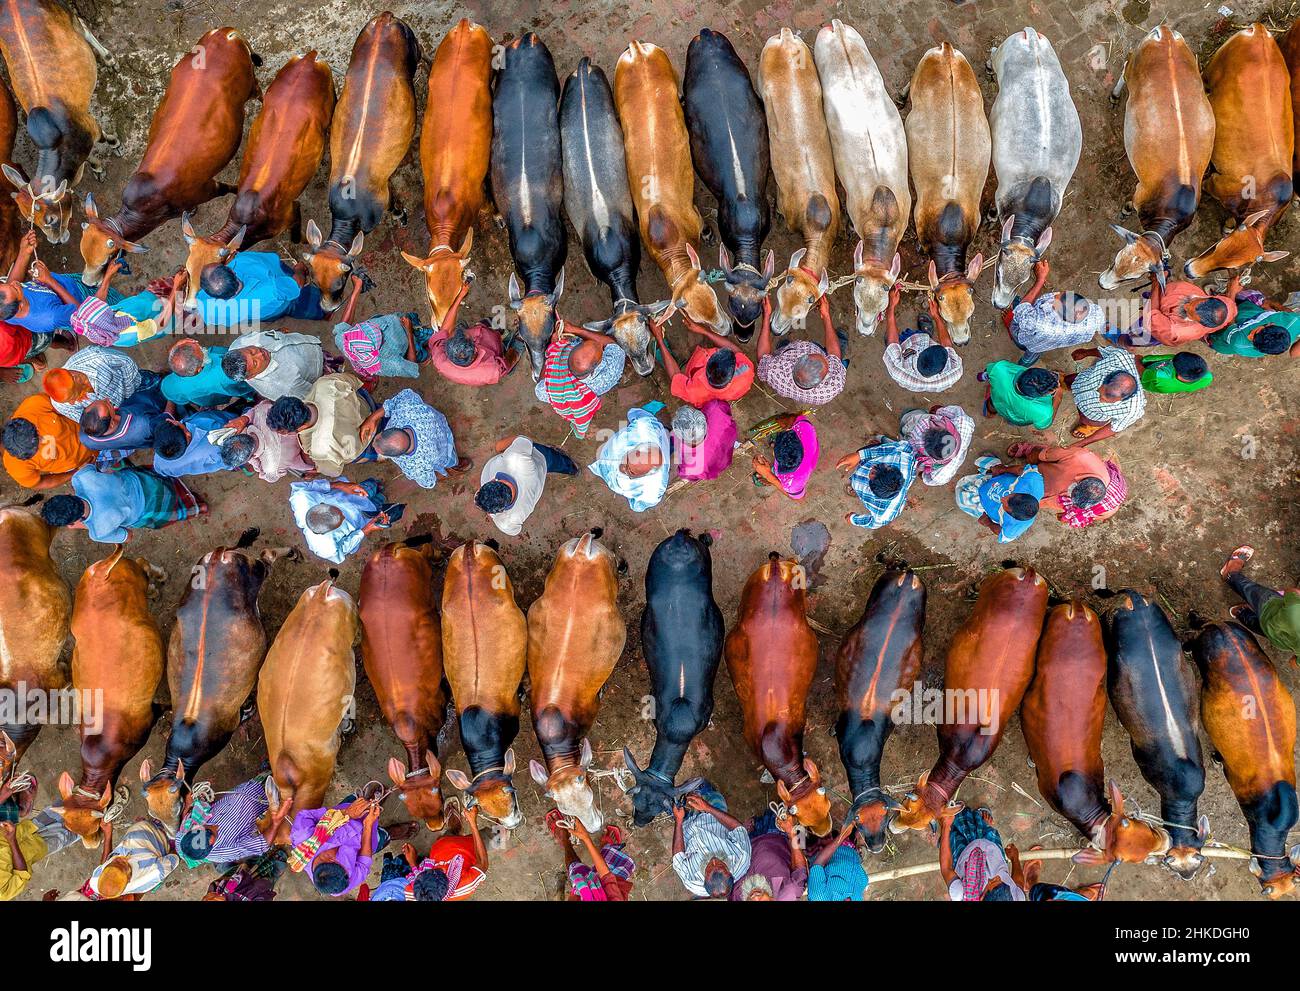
[
  {"left": 444, "top": 768, "right": 471, "bottom": 791},
  {"left": 175, "top": 759, "right": 186, "bottom": 785},
  {"left": 853, "top": 239, "right": 864, "bottom": 270},
  {"left": 788, "top": 247, "right": 807, "bottom": 274},
  {"left": 1, "top": 162, "right": 25, "bottom": 189},
  {"left": 1072, "top": 847, "right": 1111, "bottom": 866},
  {"left": 583, "top": 319, "right": 612, "bottom": 334},
  {"left": 1000, "top": 214, "right": 1015, "bottom": 241},
  {"left": 579, "top": 737, "right": 593, "bottom": 769},
  {"left": 718, "top": 243, "right": 733, "bottom": 274},
  {"left": 803, "top": 756, "right": 821, "bottom": 783},
  {"left": 927, "top": 260, "right": 939, "bottom": 289},
  {"left": 1107, "top": 779, "right": 1125, "bottom": 814},
  {"left": 223, "top": 225, "right": 247, "bottom": 256},
  {"left": 684, "top": 242, "right": 701, "bottom": 271},
  {"left": 457, "top": 228, "right": 474, "bottom": 257},
  {"left": 1263, "top": 250, "right": 1290, "bottom": 263},
  {"left": 138, "top": 759, "right": 153, "bottom": 783},
  {"left": 387, "top": 757, "right": 407, "bottom": 787},
  {"left": 181, "top": 212, "right": 196, "bottom": 245},
  {"left": 888, "top": 252, "right": 902, "bottom": 280},
  {"left": 966, "top": 252, "right": 985, "bottom": 282},
  {"left": 57, "top": 771, "right": 76, "bottom": 800},
  {"left": 508, "top": 272, "right": 524, "bottom": 308},
  {"left": 1196, "top": 815, "right": 1210, "bottom": 844},
  {"left": 776, "top": 778, "right": 792, "bottom": 803},
  {"left": 817, "top": 268, "right": 830, "bottom": 296},
  {"left": 529, "top": 759, "right": 549, "bottom": 787},
  {"left": 305, "top": 218, "right": 323, "bottom": 250},
  {"left": 401, "top": 250, "right": 429, "bottom": 272},
  {"left": 1035, "top": 226, "right": 1053, "bottom": 254},
  {"left": 622, "top": 746, "right": 644, "bottom": 775},
  {"left": 1245, "top": 209, "right": 1271, "bottom": 228},
  {"left": 503, "top": 748, "right": 517, "bottom": 776},
  {"left": 424, "top": 750, "right": 441, "bottom": 780},
  {"left": 83, "top": 191, "right": 99, "bottom": 220},
  {"left": 348, "top": 230, "right": 364, "bottom": 258},
  {"left": 1109, "top": 223, "right": 1138, "bottom": 245},
  {"left": 762, "top": 249, "right": 775, "bottom": 279},
  {"left": 550, "top": 267, "right": 565, "bottom": 302}
]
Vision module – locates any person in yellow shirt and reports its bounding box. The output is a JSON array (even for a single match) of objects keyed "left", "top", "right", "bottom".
[
  {"left": 0, "top": 817, "right": 47, "bottom": 900},
  {"left": 2, "top": 393, "right": 94, "bottom": 489},
  {"left": 265, "top": 372, "right": 370, "bottom": 477}
]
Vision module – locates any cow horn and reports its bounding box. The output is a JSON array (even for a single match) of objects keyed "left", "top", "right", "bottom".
[{"left": 622, "top": 746, "right": 644, "bottom": 776}]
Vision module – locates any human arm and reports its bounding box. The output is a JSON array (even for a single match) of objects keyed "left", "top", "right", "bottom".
[
  {"left": 358, "top": 408, "right": 386, "bottom": 447},
  {"left": 778, "top": 814, "right": 807, "bottom": 872},
  {"left": 95, "top": 258, "right": 123, "bottom": 301},
  {"left": 672, "top": 804, "right": 686, "bottom": 857},
  {"left": 649, "top": 319, "right": 681, "bottom": 379},
  {"left": 685, "top": 793, "right": 742, "bottom": 831},
  {"left": 1020, "top": 259, "right": 1050, "bottom": 306},
  {"left": 883, "top": 283, "right": 902, "bottom": 345},
  {"left": 927, "top": 296, "right": 954, "bottom": 348},
  {"left": 466, "top": 804, "right": 489, "bottom": 871},
  {"left": 813, "top": 820, "right": 857, "bottom": 868},
  {"left": 31, "top": 262, "right": 79, "bottom": 306},
  {"left": 27, "top": 469, "right": 80, "bottom": 491},
  {"left": 337, "top": 275, "right": 365, "bottom": 326},
  {"left": 752, "top": 454, "right": 797, "bottom": 500},
  {"left": 6, "top": 230, "right": 36, "bottom": 282},
  {"left": 755, "top": 297, "right": 774, "bottom": 360},
  {"left": 359, "top": 802, "right": 380, "bottom": 859},
  {"left": 818, "top": 293, "right": 841, "bottom": 361}
]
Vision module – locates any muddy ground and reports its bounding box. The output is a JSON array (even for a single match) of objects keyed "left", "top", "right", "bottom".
[{"left": 4, "top": 0, "right": 1300, "bottom": 901}]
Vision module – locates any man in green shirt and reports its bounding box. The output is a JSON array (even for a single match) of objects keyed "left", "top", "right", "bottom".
[
  {"left": 1208, "top": 301, "right": 1300, "bottom": 359},
  {"left": 978, "top": 362, "right": 1062, "bottom": 430},
  {"left": 1139, "top": 352, "right": 1212, "bottom": 394},
  {"left": 1221, "top": 546, "right": 1300, "bottom": 657}
]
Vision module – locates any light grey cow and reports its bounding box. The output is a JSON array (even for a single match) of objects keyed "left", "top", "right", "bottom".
[{"left": 989, "top": 28, "right": 1082, "bottom": 309}]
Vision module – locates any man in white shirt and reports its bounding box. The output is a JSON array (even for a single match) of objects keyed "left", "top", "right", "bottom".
[
  {"left": 475, "top": 435, "right": 578, "bottom": 536},
  {"left": 223, "top": 329, "right": 325, "bottom": 402}
]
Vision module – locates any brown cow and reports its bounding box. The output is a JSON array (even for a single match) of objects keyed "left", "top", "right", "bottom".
[
  {"left": 304, "top": 12, "right": 420, "bottom": 312},
  {"left": 181, "top": 52, "right": 335, "bottom": 308},
  {"left": 758, "top": 28, "right": 840, "bottom": 336},
  {"left": 441, "top": 540, "right": 527, "bottom": 829},
  {"left": 1021, "top": 601, "right": 1170, "bottom": 865},
  {"left": 398, "top": 19, "right": 490, "bottom": 326},
  {"left": 0, "top": 77, "right": 19, "bottom": 273},
  {"left": 614, "top": 40, "right": 729, "bottom": 337},
  {"left": 526, "top": 530, "right": 626, "bottom": 832},
  {"left": 905, "top": 43, "right": 990, "bottom": 345},
  {"left": 1192, "top": 622, "right": 1299, "bottom": 898},
  {"left": 724, "top": 553, "right": 832, "bottom": 836},
  {"left": 257, "top": 580, "right": 357, "bottom": 845},
  {"left": 359, "top": 541, "right": 448, "bottom": 831},
  {"left": 1185, "top": 24, "right": 1294, "bottom": 278},
  {"left": 894, "top": 566, "right": 1048, "bottom": 831},
  {"left": 1280, "top": 18, "right": 1300, "bottom": 189},
  {"left": 53, "top": 549, "right": 164, "bottom": 850},
  {"left": 140, "top": 543, "right": 290, "bottom": 825},
  {"left": 1102, "top": 26, "right": 1215, "bottom": 289},
  {"left": 77, "top": 28, "right": 260, "bottom": 286},
  {"left": 0, "top": 0, "right": 111, "bottom": 243},
  {"left": 0, "top": 507, "right": 69, "bottom": 761}
]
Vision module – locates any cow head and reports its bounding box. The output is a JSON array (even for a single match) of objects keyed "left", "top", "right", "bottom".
[
  {"left": 1073, "top": 781, "right": 1171, "bottom": 866},
  {"left": 890, "top": 769, "right": 940, "bottom": 832},
  {"left": 719, "top": 245, "right": 773, "bottom": 330},
  {"left": 401, "top": 229, "right": 474, "bottom": 326},
  {"left": 773, "top": 248, "right": 828, "bottom": 336},
  {"left": 0, "top": 731, "right": 16, "bottom": 782},
  {"left": 850, "top": 789, "right": 902, "bottom": 853},
  {"left": 531, "top": 737, "right": 602, "bottom": 833},
  {"left": 139, "top": 758, "right": 187, "bottom": 826},
  {"left": 852, "top": 246, "right": 901, "bottom": 336},
  {"left": 1162, "top": 815, "right": 1210, "bottom": 879},
  {"left": 3, "top": 164, "right": 73, "bottom": 244},
  {"left": 444, "top": 748, "right": 523, "bottom": 829},
  {"left": 387, "top": 752, "right": 445, "bottom": 831},
  {"left": 509, "top": 268, "right": 564, "bottom": 380},
  {"left": 1184, "top": 210, "right": 1289, "bottom": 279},
  {"left": 584, "top": 300, "right": 673, "bottom": 377},
  {"left": 992, "top": 218, "right": 1051, "bottom": 309},
  {"left": 305, "top": 221, "right": 365, "bottom": 312},
  {"left": 180, "top": 212, "right": 246, "bottom": 309},
  {"left": 776, "top": 756, "right": 832, "bottom": 836},
  {"left": 1257, "top": 858, "right": 1300, "bottom": 899},
  {"left": 672, "top": 244, "right": 731, "bottom": 336},
  {"left": 1099, "top": 225, "right": 1165, "bottom": 290},
  {"left": 53, "top": 773, "right": 113, "bottom": 848},
  {"left": 928, "top": 255, "right": 982, "bottom": 344},
  {"left": 622, "top": 747, "right": 705, "bottom": 827},
  {"left": 78, "top": 193, "right": 148, "bottom": 285}
]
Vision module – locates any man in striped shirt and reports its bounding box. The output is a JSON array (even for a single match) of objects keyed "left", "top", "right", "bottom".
[
  {"left": 1065, "top": 346, "right": 1147, "bottom": 447},
  {"left": 882, "top": 290, "right": 963, "bottom": 393},
  {"left": 671, "top": 782, "right": 751, "bottom": 899},
  {"left": 85, "top": 817, "right": 180, "bottom": 900},
  {"left": 176, "top": 776, "right": 271, "bottom": 867}
]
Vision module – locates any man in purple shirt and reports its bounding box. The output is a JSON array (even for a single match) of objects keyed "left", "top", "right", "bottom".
[
  {"left": 673, "top": 401, "right": 736, "bottom": 482},
  {"left": 288, "top": 798, "right": 383, "bottom": 897},
  {"left": 729, "top": 811, "right": 809, "bottom": 901}
]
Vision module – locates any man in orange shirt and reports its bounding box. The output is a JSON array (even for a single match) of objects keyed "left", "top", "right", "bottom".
[
  {"left": 1116, "top": 273, "right": 1238, "bottom": 348},
  {"left": 652, "top": 317, "right": 754, "bottom": 406},
  {"left": 2, "top": 393, "right": 93, "bottom": 489},
  {"left": 1001, "top": 441, "right": 1126, "bottom": 527}
]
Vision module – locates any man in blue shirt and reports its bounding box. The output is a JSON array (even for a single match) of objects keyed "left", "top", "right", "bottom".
[
  {"left": 360, "top": 388, "right": 470, "bottom": 489},
  {"left": 79, "top": 389, "right": 171, "bottom": 464},
  {"left": 161, "top": 339, "right": 254, "bottom": 409},
  {"left": 288, "top": 477, "right": 403, "bottom": 564},
  {"left": 185, "top": 252, "right": 328, "bottom": 331},
  {"left": 153, "top": 410, "right": 238, "bottom": 477},
  {"left": 0, "top": 232, "right": 96, "bottom": 334}
]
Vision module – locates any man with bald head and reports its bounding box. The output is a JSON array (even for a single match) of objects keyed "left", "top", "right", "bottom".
[
  {"left": 288, "top": 477, "right": 403, "bottom": 564},
  {"left": 536, "top": 325, "right": 626, "bottom": 438},
  {"left": 161, "top": 338, "right": 254, "bottom": 409},
  {"left": 755, "top": 296, "right": 846, "bottom": 406},
  {"left": 1065, "top": 346, "right": 1147, "bottom": 448}
]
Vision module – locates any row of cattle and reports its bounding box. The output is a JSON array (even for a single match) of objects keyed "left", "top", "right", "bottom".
[
  {"left": 1, "top": 509, "right": 1295, "bottom": 895},
  {"left": 2, "top": 7, "right": 1296, "bottom": 376}
]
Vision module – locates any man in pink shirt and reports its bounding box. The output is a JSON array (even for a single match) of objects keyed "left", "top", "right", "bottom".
[
  {"left": 425, "top": 276, "right": 518, "bottom": 386},
  {"left": 673, "top": 402, "right": 736, "bottom": 482}
]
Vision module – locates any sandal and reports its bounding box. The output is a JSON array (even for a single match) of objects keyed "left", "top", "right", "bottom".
[
  {"left": 601, "top": 824, "right": 623, "bottom": 847},
  {"left": 1220, "top": 545, "right": 1254, "bottom": 578}
]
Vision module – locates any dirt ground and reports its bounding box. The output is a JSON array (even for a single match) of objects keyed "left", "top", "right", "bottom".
[{"left": 4, "top": 0, "right": 1300, "bottom": 902}]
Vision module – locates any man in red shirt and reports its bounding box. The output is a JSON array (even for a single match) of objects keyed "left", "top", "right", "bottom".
[
  {"left": 0, "top": 321, "right": 75, "bottom": 383},
  {"left": 1116, "top": 273, "right": 1238, "bottom": 347},
  {"left": 652, "top": 317, "right": 754, "bottom": 405}
]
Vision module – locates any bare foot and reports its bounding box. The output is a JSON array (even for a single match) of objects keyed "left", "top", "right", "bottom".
[{"left": 1221, "top": 545, "right": 1254, "bottom": 578}]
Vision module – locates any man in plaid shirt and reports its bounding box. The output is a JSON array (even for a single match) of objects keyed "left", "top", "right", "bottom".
[
  {"left": 837, "top": 436, "right": 917, "bottom": 529},
  {"left": 882, "top": 287, "right": 963, "bottom": 393},
  {"left": 756, "top": 296, "right": 846, "bottom": 406},
  {"left": 1065, "top": 346, "right": 1147, "bottom": 446}
]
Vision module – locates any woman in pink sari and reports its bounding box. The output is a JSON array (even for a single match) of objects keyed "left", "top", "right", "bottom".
[{"left": 751, "top": 412, "right": 819, "bottom": 500}]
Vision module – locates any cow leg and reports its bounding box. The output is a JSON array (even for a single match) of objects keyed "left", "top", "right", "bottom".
[
  {"left": 387, "top": 181, "right": 408, "bottom": 226},
  {"left": 216, "top": 181, "right": 238, "bottom": 197},
  {"left": 1110, "top": 74, "right": 1127, "bottom": 104},
  {"left": 289, "top": 202, "right": 304, "bottom": 244},
  {"left": 78, "top": 20, "right": 118, "bottom": 69}
]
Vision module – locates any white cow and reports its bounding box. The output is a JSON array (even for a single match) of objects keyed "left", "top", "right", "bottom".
[
  {"left": 989, "top": 28, "right": 1082, "bottom": 308},
  {"left": 814, "top": 19, "right": 910, "bottom": 335}
]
